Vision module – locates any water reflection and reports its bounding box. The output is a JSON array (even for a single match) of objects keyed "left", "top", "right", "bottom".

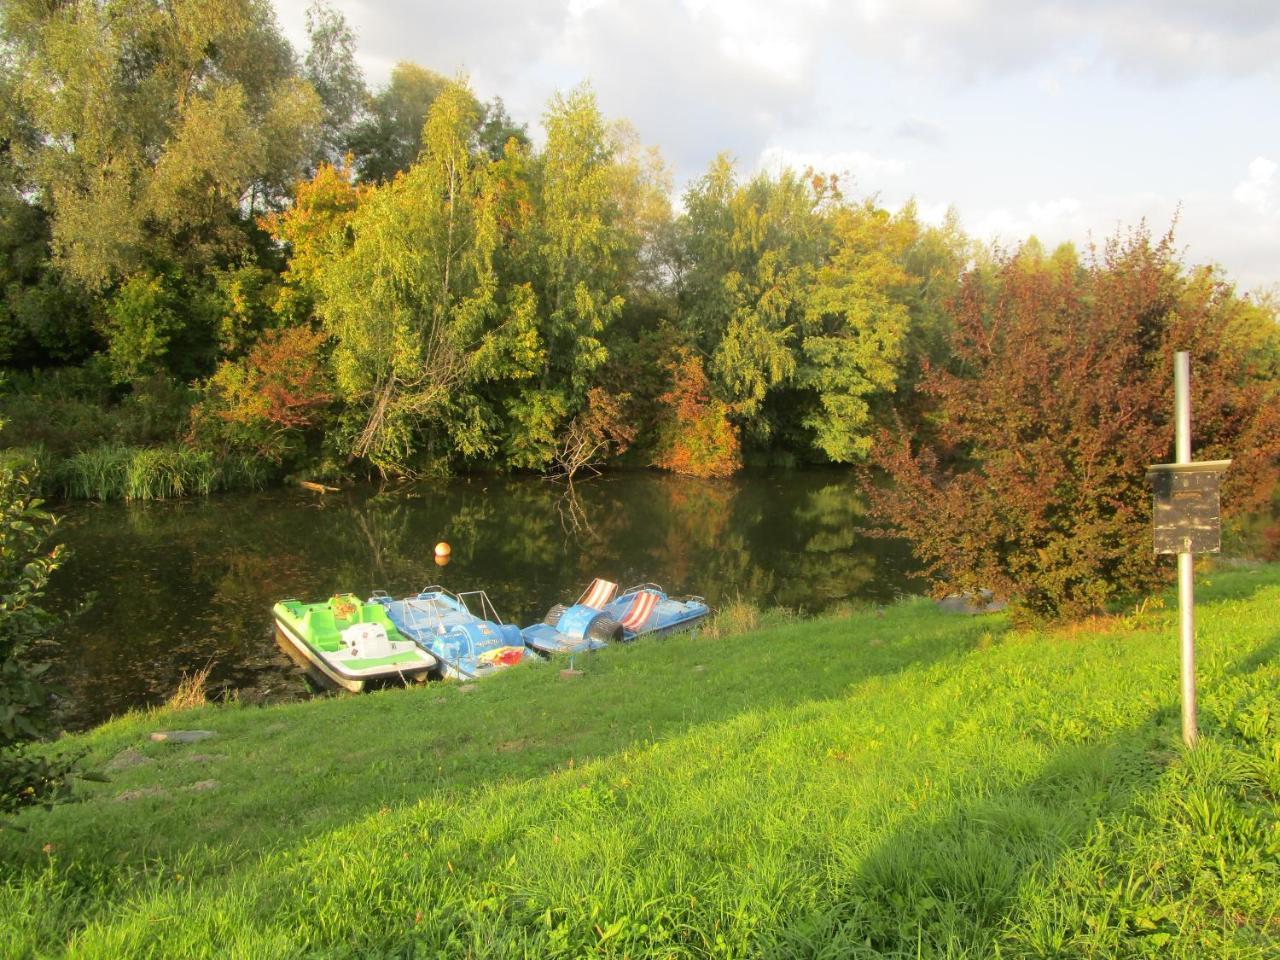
[{"left": 46, "top": 470, "right": 922, "bottom": 728}]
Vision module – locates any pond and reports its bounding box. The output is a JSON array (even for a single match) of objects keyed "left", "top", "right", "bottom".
[{"left": 46, "top": 469, "right": 923, "bottom": 728}]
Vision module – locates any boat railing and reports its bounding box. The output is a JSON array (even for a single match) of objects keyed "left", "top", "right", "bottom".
[
  {"left": 404, "top": 586, "right": 462, "bottom": 635},
  {"left": 620, "top": 583, "right": 666, "bottom": 598},
  {"left": 456, "top": 590, "right": 503, "bottom": 625}
]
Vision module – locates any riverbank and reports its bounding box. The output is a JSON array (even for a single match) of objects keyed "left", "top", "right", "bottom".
[{"left": 4, "top": 565, "right": 1279, "bottom": 957}]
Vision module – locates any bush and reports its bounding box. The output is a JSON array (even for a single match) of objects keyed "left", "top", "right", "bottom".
[
  {"left": 651, "top": 348, "right": 741, "bottom": 478},
  {"left": 190, "top": 326, "right": 333, "bottom": 463},
  {"left": 0, "top": 459, "right": 76, "bottom": 817},
  {"left": 872, "top": 227, "right": 1280, "bottom": 620}
]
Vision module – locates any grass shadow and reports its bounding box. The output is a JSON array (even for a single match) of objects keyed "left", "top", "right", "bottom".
[{"left": 2, "top": 602, "right": 1001, "bottom": 880}]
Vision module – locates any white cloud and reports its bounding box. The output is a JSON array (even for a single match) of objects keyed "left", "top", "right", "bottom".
[
  {"left": 757, "top": 147, "right": 906, "bottom": 183},
  {"left": 1234, "top": 156, "right": 1278, "bottom": 216}
]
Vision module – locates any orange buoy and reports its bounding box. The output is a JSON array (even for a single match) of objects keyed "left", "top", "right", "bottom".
[
  {"left": 434, "top": 554, "right": 450, "bottom": 567},
  {"left": 434, "top": 541, "right": 451, "bottom": 558}
]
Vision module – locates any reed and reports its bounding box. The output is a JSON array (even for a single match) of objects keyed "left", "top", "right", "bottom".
[{"left": 51, "top": 444, "right": 276, "bottom": 501}]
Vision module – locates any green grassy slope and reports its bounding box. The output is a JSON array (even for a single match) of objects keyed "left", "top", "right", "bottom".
[{"left": 2, "top": 566, "right": 1278, "bottom": 958}]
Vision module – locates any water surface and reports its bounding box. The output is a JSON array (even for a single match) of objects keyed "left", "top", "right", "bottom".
[{"left": 47, "top": 469, "right": 922, "bottom": 728}]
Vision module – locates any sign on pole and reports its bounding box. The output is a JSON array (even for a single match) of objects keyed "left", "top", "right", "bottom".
[{"left": 1145, "top": 352, "right": 1230, "bottom": 748}]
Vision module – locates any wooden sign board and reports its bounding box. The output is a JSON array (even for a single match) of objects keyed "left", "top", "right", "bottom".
[{"left": 1145, "top": 460, "right": 1231, "bottom": 555}]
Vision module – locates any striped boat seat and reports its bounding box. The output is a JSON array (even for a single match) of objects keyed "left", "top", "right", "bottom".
[
  {"left": 579, "top": 578, "right": 618, "bottom": 610},
  {"left": 619, "top": 590, "right": 660, "bottom": 632}
]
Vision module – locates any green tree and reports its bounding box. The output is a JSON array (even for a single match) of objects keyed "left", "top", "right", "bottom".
[
  {"left": 501, "top": 86, "right": 630, "bottom": 469},
  {"left": 675, "top": 160, "right": 828, "bottom": 443},
  {"left": 2, "top": 0, "right": 323, "bottom": 290},
  {"left": 796, "top": 200, "right": 915, "bottom": 462},
  {"left": 315, "top": 82, "right": 500, "bottom": 473},
  {"left": 346, "top": 62, "right": 449, "bottom": 184},
  {"left": 304, "top": 0, "right": 367, "bottom": 165}
]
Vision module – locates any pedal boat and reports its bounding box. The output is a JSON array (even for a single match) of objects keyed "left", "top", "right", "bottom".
[
  {"left": 272, "top": 594, "right": 439, "bottom": 692},
  {"left": 369, "top": 587, "right": 532, "bottom": 681},
  {"left": 521, "top": 579, "right": 710, "bottom": 655}
]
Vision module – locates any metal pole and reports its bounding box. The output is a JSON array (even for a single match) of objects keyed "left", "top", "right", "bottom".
[{"left": 1174, "top": 351, "right": 1198, "bottom": 747}]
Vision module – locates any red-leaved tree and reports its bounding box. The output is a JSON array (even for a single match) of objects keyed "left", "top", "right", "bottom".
[
  {"left": 652, "top": 347, "right": 742, "bottom": 478},
  {"left": 871, "top": 227, "right": 1280, "bottom": 620}
]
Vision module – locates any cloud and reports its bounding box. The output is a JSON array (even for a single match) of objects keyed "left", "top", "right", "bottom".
[
  {"left": 1234, "top": 156, "right": 1278, "bottom": 216},
  {"left": 757, "top": 146, "right": 906, "bottom": 184},
  {"left": 894, "top": 119, "right": 944, "bottom": 145},
  {"left": 831, "top": 1, "right": 1280, "bottom": 80}
]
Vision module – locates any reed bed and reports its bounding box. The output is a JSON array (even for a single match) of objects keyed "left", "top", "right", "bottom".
[{"left": 47, "top": 444, "right": 274, "bottom": 501}]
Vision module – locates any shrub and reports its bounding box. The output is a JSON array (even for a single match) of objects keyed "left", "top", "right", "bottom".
[
  {"left": 192, "top": 326, "right": 333, "bottom": 463},
  {"left": 871, "top": 227, "right": 1280, "bottom": 620},
  {"left": 651, "top": 348, "right": 741, "bottom": 478},
  {"left": 0, "top": 458, "right": 77, "bottom": 817}
]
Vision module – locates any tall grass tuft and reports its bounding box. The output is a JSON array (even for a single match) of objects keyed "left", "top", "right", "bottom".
[
  {"left": 52, "top": 444, "right": 277, "bottom": 501},
  {"left": 164, "top": 663, "right": 214, "bottom": 711},
  {"left": 703, "top": 595, "right": 761, "bottom": 638}
]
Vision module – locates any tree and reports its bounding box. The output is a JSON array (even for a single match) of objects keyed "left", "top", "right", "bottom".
[
  {"left": 651, "top": 346, "right": 741, "bottom": 478},
  {"left": 260, "top": 157, "right": 367, "bottom": 322},
  {"left": 795, "top": 200, "right": 915, "bottom": 462},
  {"left": 871, "top": 226, "right": 1280, "bottom": 620},
  {"left": 315, "top": 82, "right": 499, "bottom": 473},
  {"left": 192, "top": 326, "right": 333, "bottom": 463},
  {"left": 500, "top": 86, "right": 630, "bottom": 470},
  {"left": 675, "top": 160, "right": 829, "bottom": 447},
  {"left": 346, "top": 62, "right": 449, "bottom": 184},
  {"left": 304, "top": 0, "right": 367, "bottom": 165},
  {"left": 2, "top": 0, "right": 323, "bottom": 290}
]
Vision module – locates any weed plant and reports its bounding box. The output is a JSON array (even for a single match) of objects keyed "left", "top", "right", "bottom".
[{"left": 0, "top": 566, "right": 1277, "bottom": 957}]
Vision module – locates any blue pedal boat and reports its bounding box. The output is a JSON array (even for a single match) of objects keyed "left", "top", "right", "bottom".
[
  {"left": 369, "top": 587, "right": 532, "bottom": 681},
  {"left": 521, "top": 579, "right": 710, "bottom": 655}
]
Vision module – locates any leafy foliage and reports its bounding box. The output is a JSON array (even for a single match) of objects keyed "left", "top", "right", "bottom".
[
  {"left": 0, "top": 458, "right": 73, "bottom": 816},
  {"left": 652, "top": 347, "right": 741, "bottom": 478},
  {"left": 316, "top": 82, "right": 500, "bottom": 473},
  {"left": 3, "top": 0, "right": 322, "bottom": 289},
  {"left": 195, "top": 326, "right": 333, "bottom": 462},
  {"left": 872, "top": 227, "right": 1280, "bottom": 619}
]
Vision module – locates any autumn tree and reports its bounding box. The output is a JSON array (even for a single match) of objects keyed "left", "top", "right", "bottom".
[
  {"left": 652, "top": 347, "right": 741, "bottom": 478},
  {"left": 192, "top": 326, "right": 333, "bottom": 462},
  {"left": 872, "top": 226, "right": 1280, "bottom": 620}
]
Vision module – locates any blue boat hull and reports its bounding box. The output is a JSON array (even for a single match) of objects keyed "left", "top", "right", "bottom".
[
  {"left": 370, "top": 591, "right": 531, "bottom": 680},
  {"left": 521, "top": 586, "right": 709, "bottom": 654}
]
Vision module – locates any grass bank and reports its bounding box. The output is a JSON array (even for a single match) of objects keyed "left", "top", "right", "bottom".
[{"left": 2, "top": 566, "right": 1278, "bottom": 957}]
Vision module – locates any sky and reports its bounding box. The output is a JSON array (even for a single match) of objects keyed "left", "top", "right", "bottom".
[{"left": 274, "top": 0, "right": 1280, "bottom": 294}]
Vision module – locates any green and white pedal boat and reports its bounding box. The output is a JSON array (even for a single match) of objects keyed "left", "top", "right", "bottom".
[{"left": 272, "top": 594, "right": 440, "bottom": 692}]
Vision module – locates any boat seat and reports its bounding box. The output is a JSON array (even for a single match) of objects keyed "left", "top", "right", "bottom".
[
  {"left": 579, "top": 578, "right": 618, "bottom": 610},
  {"left": 619, "top": 590, "right": 660, "bottom": 632},
  {"left": 306, "top": 609, "right": 342, "bottom": 652}
]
